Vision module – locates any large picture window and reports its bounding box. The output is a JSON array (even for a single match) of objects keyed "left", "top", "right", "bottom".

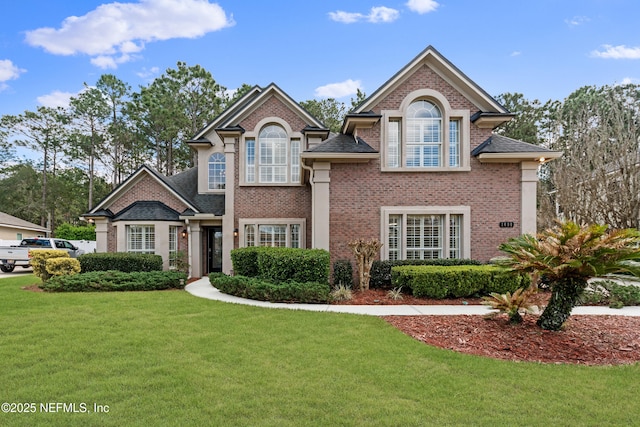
[
  {"left": 241, "top": 219, "right": 304, "bottom": 248},
  {"left": 126, "top": 225, "right": 155, "bottom": 254},
  {"left": 382, "top": 207, "right": 469, "bottom": 260},
  {"left": 382, "top": 90, "right": 469, "bottom": 171},
  {"left": 244, "top": 123, "right": 302, "bottom": 184}
]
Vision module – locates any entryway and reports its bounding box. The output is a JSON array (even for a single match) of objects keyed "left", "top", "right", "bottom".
[{"left": 205, "top": 226, "right": 223, "bottom": 273}]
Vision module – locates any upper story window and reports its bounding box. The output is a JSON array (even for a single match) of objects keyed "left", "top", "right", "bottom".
[
  {"left": 208, "top": 153, "right": 226, "bottom": 190},
  {"left": 244, "top": 123, "right": 301, "bottom": 185},
  {"left": 382, "top": 90, "right": 469, "bottom": 172}
]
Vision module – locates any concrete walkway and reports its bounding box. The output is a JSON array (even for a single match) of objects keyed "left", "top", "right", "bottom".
[{"left": 185, "top": 277, "right": 640, "bottom": 317}]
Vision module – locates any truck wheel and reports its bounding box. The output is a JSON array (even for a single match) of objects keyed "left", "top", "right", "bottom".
[{"left": 1, "top": 265, "right": 15, "bottom": 273}]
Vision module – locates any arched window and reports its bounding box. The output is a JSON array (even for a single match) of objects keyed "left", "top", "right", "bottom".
[
  {"left": 406, "top": 100, "right": 442, "bottom": 167},
  {"left": 208, "top": 153, "right": 225, "bottom": 190},
  {"left": 259, "top": 124, "right": 288, "bottom": 183}
]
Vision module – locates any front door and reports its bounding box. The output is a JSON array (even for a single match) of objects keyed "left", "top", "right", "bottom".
[{"left": 206, "top": 226, "right": 223, "bottom": 273}]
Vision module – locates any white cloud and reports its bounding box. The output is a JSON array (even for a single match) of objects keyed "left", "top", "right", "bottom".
[
  {"left": 314, "top": 79, "right": 361, "bottom": 98},
  {"left": 405, "top": 0, "right": 439, "bottom": 14},
  {"left": 136, "top": 66, "right": 160, "bottom": 79},
  {"left": 329, "top": 7, "right": 399, "bottom": 24},
  {"left": 620, "top": 77, "right": 640, "bottom": 85},
  {"left": 24, "top": 0, "right": 234, "bottom": 68},
  {"left": 565, "top": 15, "right": 589, "bottom": 27},
  {"left": 0, "top": 59, "right": 26, "bottom": 85},
  {"left": 591, "top": 45, "right": 640, "bottom": 59},
  {"left": 510, "top": 51, "right": 522, "bottom": 57},
  {"left": 37, "top": 90, "right": 78, "bottom": 108},
  {"left": 368, "top": 7, "right": 399, "bottom": 23}
]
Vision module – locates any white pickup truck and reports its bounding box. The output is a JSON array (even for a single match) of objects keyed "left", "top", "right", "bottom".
[{"left": 0, "top": 238, "right": 85, "bottom": 273}]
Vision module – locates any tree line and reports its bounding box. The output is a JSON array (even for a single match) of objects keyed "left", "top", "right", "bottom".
[{"left": 1, "top": 59, "right": 638, "bottom": 235}]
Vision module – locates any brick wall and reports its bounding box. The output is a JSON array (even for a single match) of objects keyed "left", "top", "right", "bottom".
[
  {"left": 329, "top": 64, "right": 523, "bottom": 262},
  {"left": 234, "top": 95, "right": 313, "bottom": 246}
]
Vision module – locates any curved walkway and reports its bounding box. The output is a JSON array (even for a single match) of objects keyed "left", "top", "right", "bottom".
[{"left": 185, "top": 277, "right": 640, "bottom": 317}]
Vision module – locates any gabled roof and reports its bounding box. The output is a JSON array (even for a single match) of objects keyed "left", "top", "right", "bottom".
[
  {"left": 472, "top": 134, "right": 562, "bottom": 163},
  {"left": 192, "top": 83, "right": 328, "bottom": 141},
  {"left": 0, "top": 211, "right": 49, "bottom": 233},
  {"left": 86, "top": 165, "right": 224, "bottom": 218},
  {"left": 351, "top": 45, "right": 510, "bottom": 120},
  {"left": 113, "top": 201, "right": 180, "bottom": 222}
]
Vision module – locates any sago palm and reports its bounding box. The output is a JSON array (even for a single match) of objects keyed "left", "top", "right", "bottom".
[{"left": 498, "top": 221, "right": 640, "bottom": 330}]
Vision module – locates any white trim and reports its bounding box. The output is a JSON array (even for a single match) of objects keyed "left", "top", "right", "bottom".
[{"left": 238, "top": 218, "right": 306, "bottom": 248}]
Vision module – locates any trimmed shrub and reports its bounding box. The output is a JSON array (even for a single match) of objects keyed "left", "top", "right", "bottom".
[
  {"left": 392, "top": 265, "right": 527, "bottom": 299},
  {"left": 46, "top": 257, "right": 81, "bottom": 277},
  {"left": 41, "top": 270, "right": 187, "bottom": 292},
  {"left": 332, "top": 259, "right": 353, "bottom": 288},
  {"left": 230, "top": 247, "right": 263, "bottom": 277},
  {"left": 78, "top": 252, "right": 163, "bottom": 273},
  {"left": 231, "top": 247, "right": 330, "bottom": 283},
  {"left": 257, "top": 248, "right": 330, "bottom": 283},
  {"left": 29, "top": 249, "right": 69, "bottom": 282},
  {"left": 370, "top": 259, "right": 482, "bottom": 289},
  {"left": 209, "top": 273, "right": 330, "bottom": 304}
]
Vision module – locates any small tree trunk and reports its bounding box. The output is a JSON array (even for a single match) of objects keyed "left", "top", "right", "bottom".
[{"left": 537, "top": 277, "right": 586, "bottom": 331}]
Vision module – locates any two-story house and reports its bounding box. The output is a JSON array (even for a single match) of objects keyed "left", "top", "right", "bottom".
[{"left": 84, "top": 46, "right": 561, "bottom": 277}]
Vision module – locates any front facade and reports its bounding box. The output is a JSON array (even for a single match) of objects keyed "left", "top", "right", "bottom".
[
  {"left": 85, "top": 46, "right": 560, "bottom": 277},
  {"left": 0, "top": 211, "right": 50, "bottom": 240}
]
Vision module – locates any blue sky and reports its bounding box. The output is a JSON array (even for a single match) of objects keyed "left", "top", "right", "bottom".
[{"left": 0, "top": 0, "right": 639, "bottom": 118}]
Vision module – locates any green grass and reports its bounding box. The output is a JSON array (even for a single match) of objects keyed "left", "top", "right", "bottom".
[{"left": 1, "top": 275, "right": 639, "bottom": 426}]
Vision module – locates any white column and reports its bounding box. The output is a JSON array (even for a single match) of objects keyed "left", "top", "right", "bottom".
[
  {"left": 312, "top": 162, "right": 331, "bottom": 250},
  {"left": 222, "top": 137, "right": 236, "bottom": 274},
  {"left": 521, "top": 161, "right": 540, "bottom": 235},
  {"left": 94, "top": 219, "right": 109, "bottom": 252}
]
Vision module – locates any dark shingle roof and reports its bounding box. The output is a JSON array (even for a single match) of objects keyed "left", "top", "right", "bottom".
[
  {"left": 471, "top": 134, "right": 552, "bottom": 156},
  {"left": 306, "top": 134, "right": 378, "bottom": 154},
  {"left": 166, "top": 167, "right": 225, "bottom": 216},
  {"left": 113, "top": 201, "right": 180, "bottom": 221}
]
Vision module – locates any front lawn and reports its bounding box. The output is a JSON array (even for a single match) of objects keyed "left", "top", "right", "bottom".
[{"left": 1, "top": 275, "right": 639, "bottom": 426}]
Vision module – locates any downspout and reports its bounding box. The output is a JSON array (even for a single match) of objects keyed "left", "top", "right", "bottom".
[{"left": 300, "top": 160, "right": 315, "bottom": 248}]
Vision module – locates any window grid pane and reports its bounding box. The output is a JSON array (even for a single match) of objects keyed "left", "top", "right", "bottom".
[
  {"left": 290, "top": 224, "right": 300, "bottom": 248},
  {"left": 387, "top": 120, "right": 400, "bottom": 168},
  {"left": 246, "top": 139, "right": 255, "bottom": 183},
  {"left": 290, "top": 139, "right": 300, "bottom": 182},
  {"left": 406, "top": 215, "right": 442, "bottom": 260},
  {"left": 388, "top": 215, "right": 401, "bottom": 261},
  {"left": 449, "top": 214, "right": 461, "bottom": 259},
  {"left": 449, "top": 120, "right": 460, "bottom": 167},
  {"left": 259, "top": 125, "right": 288, "bottom": 183},
  {"left": 208, "top": 153, "right": 226, "bottom": 190},
  {"left": 245, "top": 224, "right": 255, "bottom": 247},
  {"left": 259, "top": 225, "right": 287, "bottom": 247},
  {"left": 169, "top": 226, "right": 178, "bottom": 268},
  {"left": 127, "top": 225, "right": 155, "bottom": 254}
]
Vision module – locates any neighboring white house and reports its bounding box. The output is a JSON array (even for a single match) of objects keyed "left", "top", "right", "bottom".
[{"left": 0, "top": 212, "right": 49, "bottom": 240}]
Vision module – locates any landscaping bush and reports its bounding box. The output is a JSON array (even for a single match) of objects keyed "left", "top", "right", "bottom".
[
  {"left": 370, "top": 259, "right": 482, "bottom": 289},
  {"left": 29, "top": 249, "right": 69, "bottom": 282},
  {"left": 78, "top": 252, "right": 163, "bottom": 273},
  {"left": 583, "top": 280, "right": 640, "bottom": 308},
  {"left": 332, "top": 259, "right": 353, "bottom": 288},
  {"left": 45, "top": 257, "right": 81, "bottom": 277},
  {"left": 231, "top": 247, "right": 330, "bottom": 283},
  {"left": 209, "top": 273, "right": 331, "bottom": 304},
  {"left": 391, "top": 265, "right": 527, "bottom": 299},
  {"left": 41, "top": 270, "right": 187, "bottom": 292},
  {"left": 230, "top": 247, "right": 263, "bottom": 277}
]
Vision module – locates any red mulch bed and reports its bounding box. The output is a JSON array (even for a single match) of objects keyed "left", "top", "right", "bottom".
[{"left": 340, "top": 289, "right": 640, "bottom": 366}]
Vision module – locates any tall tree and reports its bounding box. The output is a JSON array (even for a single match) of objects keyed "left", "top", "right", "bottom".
[
  {"left": 69, "top": 86, "right": 110, "bottom": 210},
  {"left": 494, "top": 92, "right": 548, "bottom": 145},
  {"left": 299, "top": 98, "right": 347, "bottom": 133},
  {"left": 546, "top": 84, "right": 640, "bottom": 228},
  {"left": 1, "top": 106, "right": 70, "bottom": 227}
]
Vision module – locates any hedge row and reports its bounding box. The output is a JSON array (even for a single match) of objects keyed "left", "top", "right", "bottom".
[
  {"left": 370, "top": 259, "right": 483, "bottom": 289},
  {"left": 231, "top": 247, "right": 330, "bottom": 283},
  {"left": 78, "top": 252, "right": 163, "bottom": 273},
  {"left": 41, "top": 270, "right": 187, "bottom": 292},
  {"left": 209, "top": 273, "right": 330, "bottom": 304},
  {"left": 392, "top": 265, "right": 530, "bottom": 299}
]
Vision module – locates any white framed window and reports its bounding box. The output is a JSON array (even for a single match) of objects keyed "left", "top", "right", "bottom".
[
  {"left": 240, "top": 219, "right": 305, "bottom": 248},
  {"left": 242, "top": 122, "right": 302, "bottom": 185},
  {"left": 382, "top": 89, "right": 470, "bottom": 172},
  {"left": 381, "top": 207, "right": 470, "bottom": 260},
  {"left": 169, "top": 225, "right": 178, "bottom": 268},
  {"left": 126, "top": 225, "right": 155, "bottom": 254},
  {"left": 208, "top": 153, "right": 226, "bottom": 190}
]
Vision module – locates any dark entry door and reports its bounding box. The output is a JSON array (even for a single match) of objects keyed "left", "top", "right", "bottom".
[{"left": 207, "top": 226, "right": 223, "bottom": 273}]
